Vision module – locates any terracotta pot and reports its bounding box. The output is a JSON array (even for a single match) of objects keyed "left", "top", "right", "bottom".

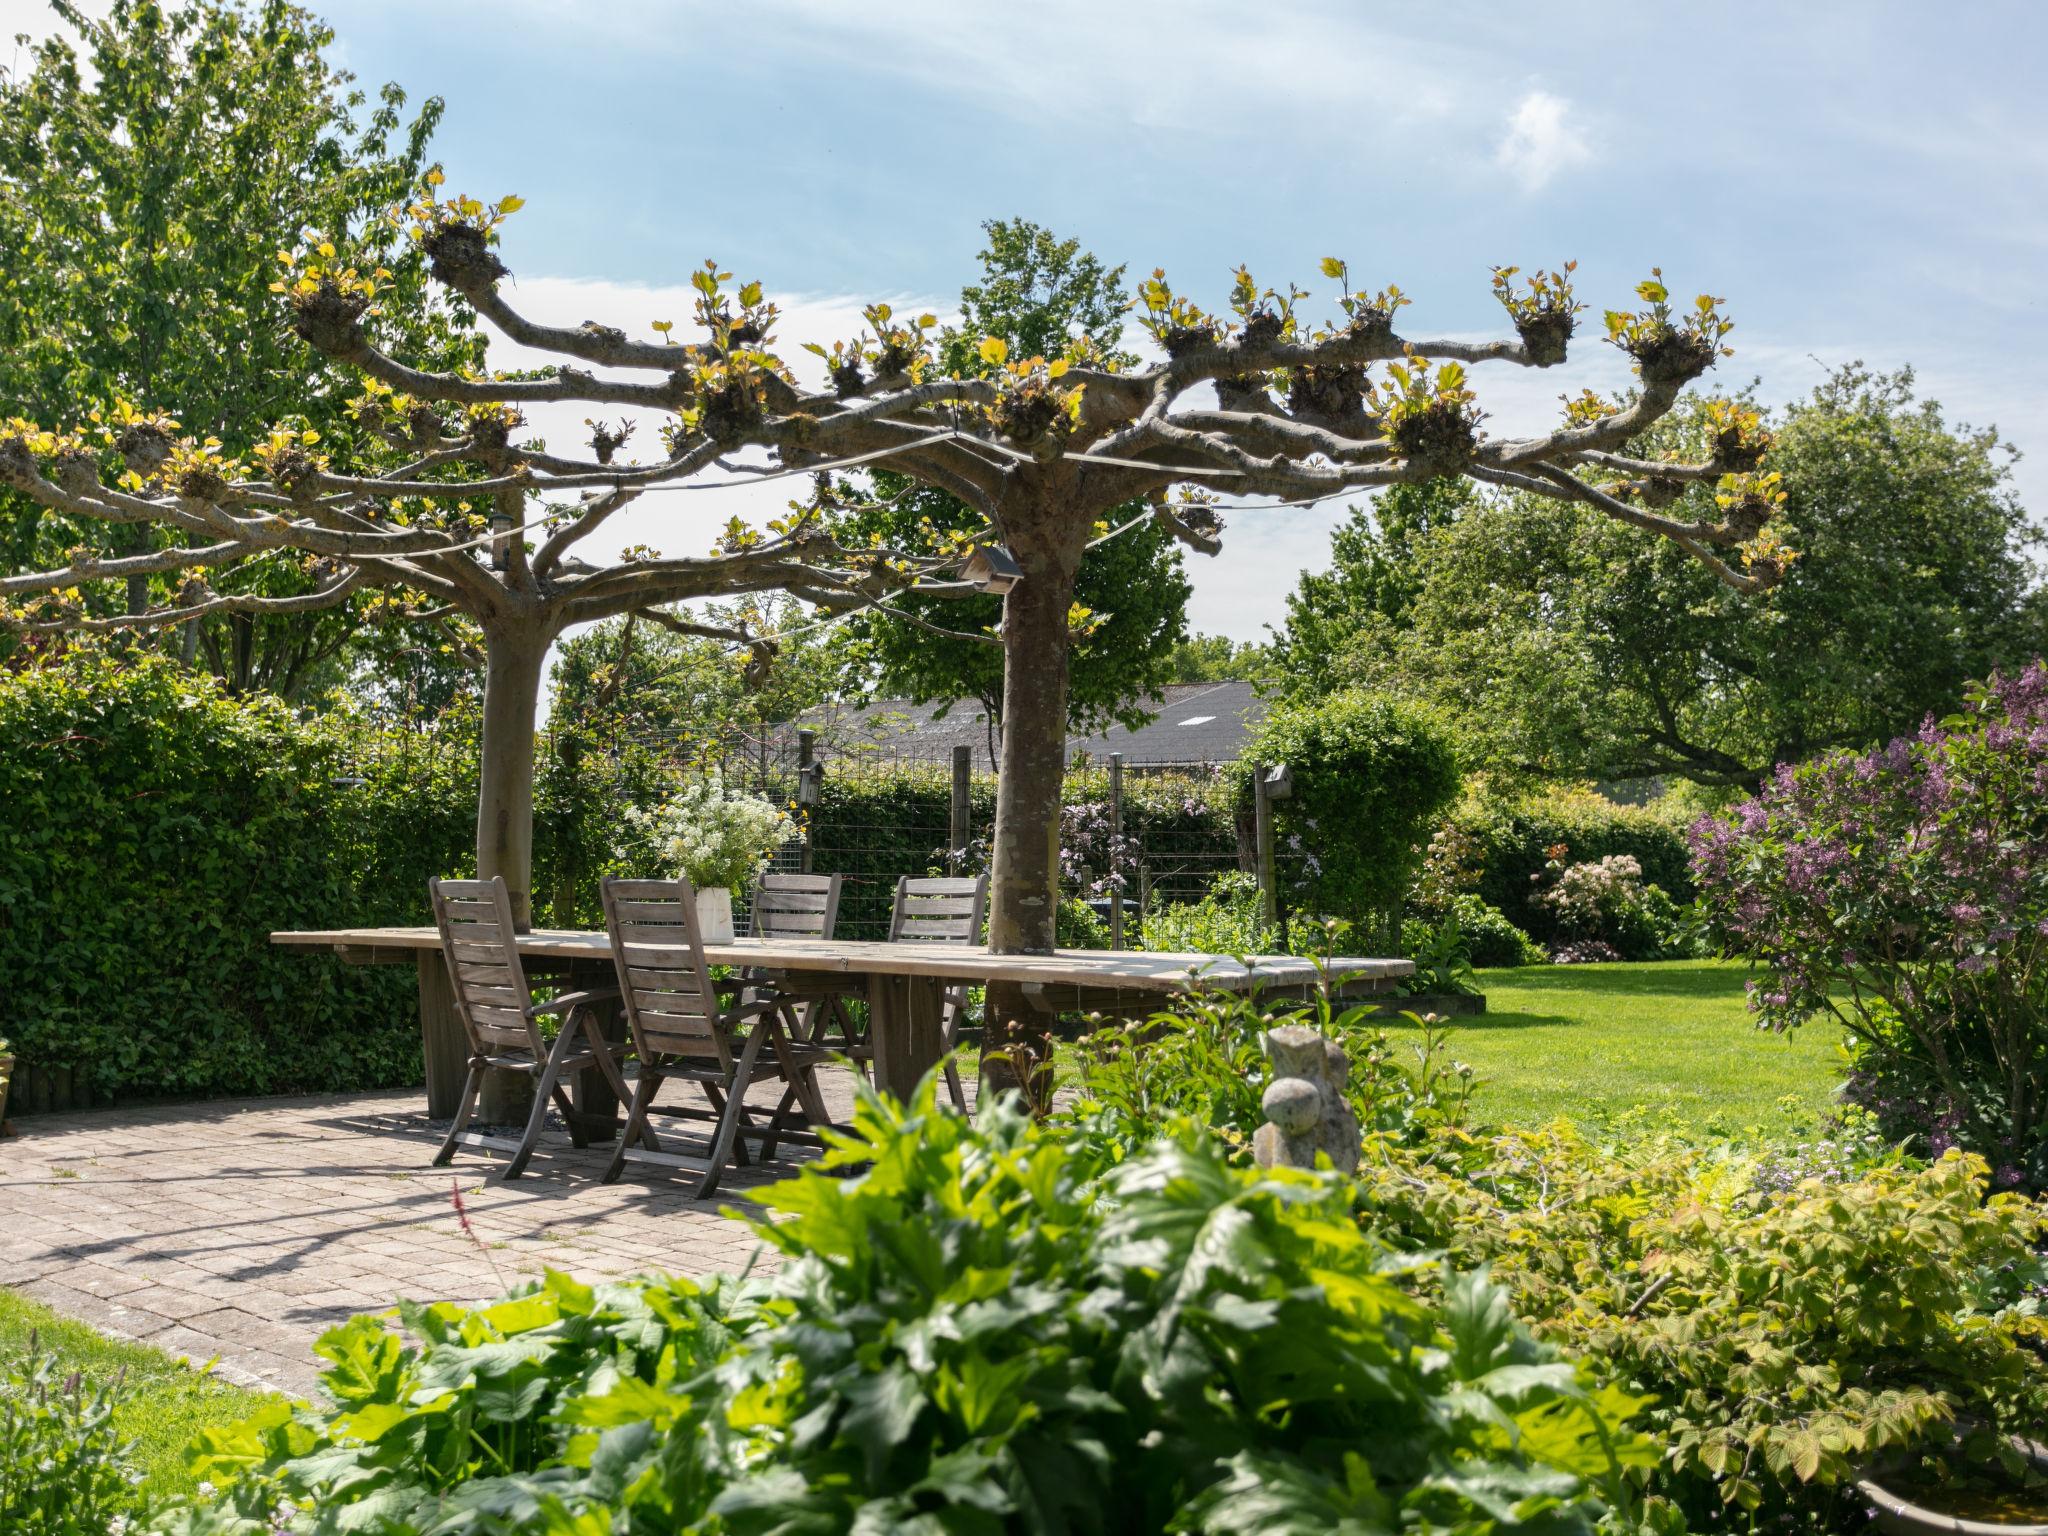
[
  {"left": 696, "top": 886, "right": 736, "bottom": 944},
  {"left": 1859, "top": 1438, "right": 2048, "bottom": 1535}
]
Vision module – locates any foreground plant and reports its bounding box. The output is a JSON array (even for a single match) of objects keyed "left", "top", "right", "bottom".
[
  {"left": 0, "top": 1335, "right": 144, "bottom": 1535},
  {"left": 155, "top": 1080, "right": 1653, "bottom": 1534},
  {"left": 1362, "top": 1126, "right": 2048, "bottom": 1527},
  {"left": 1692, "top": 661, "right": 2048, "bottom": 1183}
]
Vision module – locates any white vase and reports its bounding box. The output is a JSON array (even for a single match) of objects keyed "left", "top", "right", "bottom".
[{"left": 695, "top": 885, "right": 736, "bottom": 943}]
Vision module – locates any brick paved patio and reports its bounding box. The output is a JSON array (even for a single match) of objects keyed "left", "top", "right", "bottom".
[{"left": 0, "top": 1070, "right": 870, "bottom": 1397}]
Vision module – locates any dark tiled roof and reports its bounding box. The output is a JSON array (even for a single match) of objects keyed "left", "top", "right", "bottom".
[{"left": 792, "top": 681, "right": 1266, "bottom": 771}]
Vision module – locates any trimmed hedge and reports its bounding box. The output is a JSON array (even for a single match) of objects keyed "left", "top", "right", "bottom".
[
  {"left": 0, "top": 657, "right": 472, "bottom": 1103},
  {"left": 1451, "top": 785, "right": 1696, "bottom": 945},
  {"left": 1230, "top": 689, "right": 1462, "bottom": 943}
]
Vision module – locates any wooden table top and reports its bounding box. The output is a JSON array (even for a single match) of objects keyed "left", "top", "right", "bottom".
[{"left": 270, "top": 926, "right": 1412, "bottom": 993}]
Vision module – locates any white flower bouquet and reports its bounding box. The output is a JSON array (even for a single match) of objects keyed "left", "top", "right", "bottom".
[{"left": 639, "top": 773, "right": 799, "bottom": 894}]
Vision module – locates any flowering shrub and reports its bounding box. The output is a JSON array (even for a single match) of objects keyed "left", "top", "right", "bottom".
[
  {"left": 635, "top": 771, "right": 798, "bottom": 892},
  {"left": 1691, "top": 663, "right": 2048, "bottom": 1185},
  {"left": 1534, "top": 846, "right": 1694, "bottom": 962}
]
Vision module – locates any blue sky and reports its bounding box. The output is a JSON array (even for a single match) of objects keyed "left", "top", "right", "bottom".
[{"left": 8, "top": 1, "right": 2047, "bottom": 641}]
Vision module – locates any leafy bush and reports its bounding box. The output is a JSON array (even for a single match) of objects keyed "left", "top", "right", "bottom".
[
  {"left": 1071, "top": 990, "right": 1478, "bottom": 1163},
  {"left": 1, "top": 1338, "right": 144, "bottom": 1534},
  {"left": 1405, "top": 894, "right": 1546, "bottom": 969},
  {"left": 1362, "top": 1126, "right": 2048, "bottom": 1528},
  {"left": 161, "top": 1085, "right": 1653, "bottom": 1535},
  {"left": 1397, "top": 911, "right": 1482, "bottom": 997},
  {"left": 1232, "top": 689, "right": 1461, "bottom": 944},
  {"left": 1451, "top": 786, "right": 1694, "bottom": 947},
  {"left": 1691, "top": 663, "right": 2048, "bottom": 1186},
  {"left": 1138, "top": 870, "right": 1273, "bottom": 954}
]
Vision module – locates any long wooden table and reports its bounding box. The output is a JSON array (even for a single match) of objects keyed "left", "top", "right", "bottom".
[{"left": 270, "top": 926, "right": 1413, "bottom": 1117}]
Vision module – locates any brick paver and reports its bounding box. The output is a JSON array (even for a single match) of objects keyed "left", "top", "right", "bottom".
[{"left": 0, "top": 1072, "right": 870, "bottom": 1396}]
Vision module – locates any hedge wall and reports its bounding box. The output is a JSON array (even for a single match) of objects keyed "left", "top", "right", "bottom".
[
  {"left": 1450, "top": 785, "right": 1696, "bottom": 945},
  {"left": 0, "top": 657, "right": 477, "bottom": 1105}
]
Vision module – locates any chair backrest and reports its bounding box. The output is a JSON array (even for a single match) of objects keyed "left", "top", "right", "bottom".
[
  {"left": 889, "top": 874, "right": 989, "bottom": 945},
  {"left": 600, "top": 877, "right": 731, "bottom": 1068},
  {"left": 429, "top": 876, "right": 543, "bottom": 1060},
  {"left": 750, "top": 872, "right": 843, "bottom": 942}
]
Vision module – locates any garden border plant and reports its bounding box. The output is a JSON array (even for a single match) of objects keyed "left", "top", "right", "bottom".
[{"left": 1693, "top": 661, "right": 2048, "bottom": 1187}]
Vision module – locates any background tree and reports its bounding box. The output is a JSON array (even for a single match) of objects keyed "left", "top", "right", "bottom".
[
  {"left": 1295, "top": 366, "right": 2039, "bottom": 787},
  {"left": 0, "top": 0, "right": 480, "bottom": 699},
  {"left": 831, "top": 220, "right": 1193, "bottom": 735},
  {"left": 1165, "top": 632, "right": 1266, "bottom": 683},
  {"left": 1267, "top": 479, "right": 1478, "bottom": 690},
  {"left": 550, "top": 593, "right": 842, "bottom": 752}
]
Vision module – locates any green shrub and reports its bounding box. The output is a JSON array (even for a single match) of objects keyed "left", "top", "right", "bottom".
[
  {"left": 1071, "top": 990, "right": 1478, "bottom": 1163},
  {"left": 1137, "top": 870, "right": 1272, "bottom": 954},
  {"left": 1406, "top": 894, "right": 1546, "bottom": 969},
  {"left": 1450, "top": 786, "right": 1695, "bottom": 946},
  {"left": 0, "top": 1339, "right": 144, "bottom": 1535},
  {"left": 1362, "top": 1126, "right": 2048, "bottom": 1528},
  {"left": 1232, "top": 690, "right": 1461, "bottom": 945},
  {"left": 158, "top": 1085, "right": 1653, "bottom": 1535}
]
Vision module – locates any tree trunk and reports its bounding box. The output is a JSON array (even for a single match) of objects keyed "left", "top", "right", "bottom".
[
  {"left": 477, "top": 624, "right": 548, "bottom": 929},
  {"left": 980, "top": 551, "right": 1079, "bottom": 1110}
]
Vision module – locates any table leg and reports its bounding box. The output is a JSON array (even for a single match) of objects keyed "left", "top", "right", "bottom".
[
  {"left": 417, "top": 953, "right": 468, "bottom": 1120},
  {"left": 571, "top": 964, "right": 623, "bottom": 1142},
  {"left": 866, "top": 973, "right": 947, "bottom": 1102}
]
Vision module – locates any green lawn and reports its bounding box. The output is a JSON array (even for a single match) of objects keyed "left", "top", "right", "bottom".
[
  {"left": 1384, "top": 959, "right": 1848, "bottom": 1141},
  {"left": 0, "top": 1288, "right": 271, "bottom": 1498}
]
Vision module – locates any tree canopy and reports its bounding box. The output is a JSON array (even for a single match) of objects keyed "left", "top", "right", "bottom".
[
  {"left": 1280, "top": 366, "right": 2040, "bottom": 787},
  {"left": 832, "top": 219, "right": 1193, "bottom": 734},
  {"left": 0, "top": 0, "right": 480, "bottom": 698}
]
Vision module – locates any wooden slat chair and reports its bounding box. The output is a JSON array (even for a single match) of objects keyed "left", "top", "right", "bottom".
[
  {"left": 600, "top": 876, "right": 833, "bottom": 1197},
  {"left": 748, "top": 872, "right": 865, "bottom": 1060},
  {"left": 890, "top": 874, "right": 990, "bottom": 1111},
  {"left": 427, "top": 876, "right": 634, "bottom": 1181}
]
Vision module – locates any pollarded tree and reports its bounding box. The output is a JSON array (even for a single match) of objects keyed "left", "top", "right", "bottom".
[
  {"left": 0, "top": 191, "right": 965, "bottom": 923},
  {"left": 3, "top": 193, "right": 1791, "bottom": 1101}
]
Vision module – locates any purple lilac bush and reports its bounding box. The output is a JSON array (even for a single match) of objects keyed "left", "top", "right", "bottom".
[{"left": 1691, "top": 662, "right": 2048, "bottom": 1187}]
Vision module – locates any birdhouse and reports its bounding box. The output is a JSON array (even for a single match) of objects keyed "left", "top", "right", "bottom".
[{"left": 962, "top": 542, "right": 1024, "bottom": 595}]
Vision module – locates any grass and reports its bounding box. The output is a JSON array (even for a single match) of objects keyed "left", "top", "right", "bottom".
[
  {"left": 0, "top": 1288, "right": 271, "bottom": 1498},
  {"left": 1381, "top": 958, "right": 1848, "bottom": 1141}
]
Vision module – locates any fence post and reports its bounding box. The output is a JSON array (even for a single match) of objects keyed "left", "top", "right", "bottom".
[
  {"left": 797, "top": 729, "right": 816, "bottom": 874},
  {"left": 1108, "top": 751, "right": 1126, "bottom": 949},
  {"left": 1254, "top": 760, "right": 1278, "bottom": 943},
  {"left": 950, "top": 744, "right": 972, "bottom": 873}
]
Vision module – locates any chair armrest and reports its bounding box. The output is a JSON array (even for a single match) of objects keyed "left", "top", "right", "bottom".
[
  {"left": 722, "top": 997, "right": 782, "bottom": 1025},
  {"left": 527, "top": 986, "right": 623, "bottom": 1017}
]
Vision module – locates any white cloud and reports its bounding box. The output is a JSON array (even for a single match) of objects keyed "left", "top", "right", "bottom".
[{"left": 1495, "top": 90, "right": 1591, "bottom": 190}]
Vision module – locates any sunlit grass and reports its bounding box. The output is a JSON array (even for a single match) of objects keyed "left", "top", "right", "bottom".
[{"left": 1383, "top": 959, "right": 1848, "bottom": 1141}]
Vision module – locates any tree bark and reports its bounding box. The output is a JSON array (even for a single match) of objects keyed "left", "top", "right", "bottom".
[
  {"left": 980, "top": 543, "right": 1080, "bottom": 1110},
  {"left": 477, "top": 623, "right": 548, "bottom": 929}
]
